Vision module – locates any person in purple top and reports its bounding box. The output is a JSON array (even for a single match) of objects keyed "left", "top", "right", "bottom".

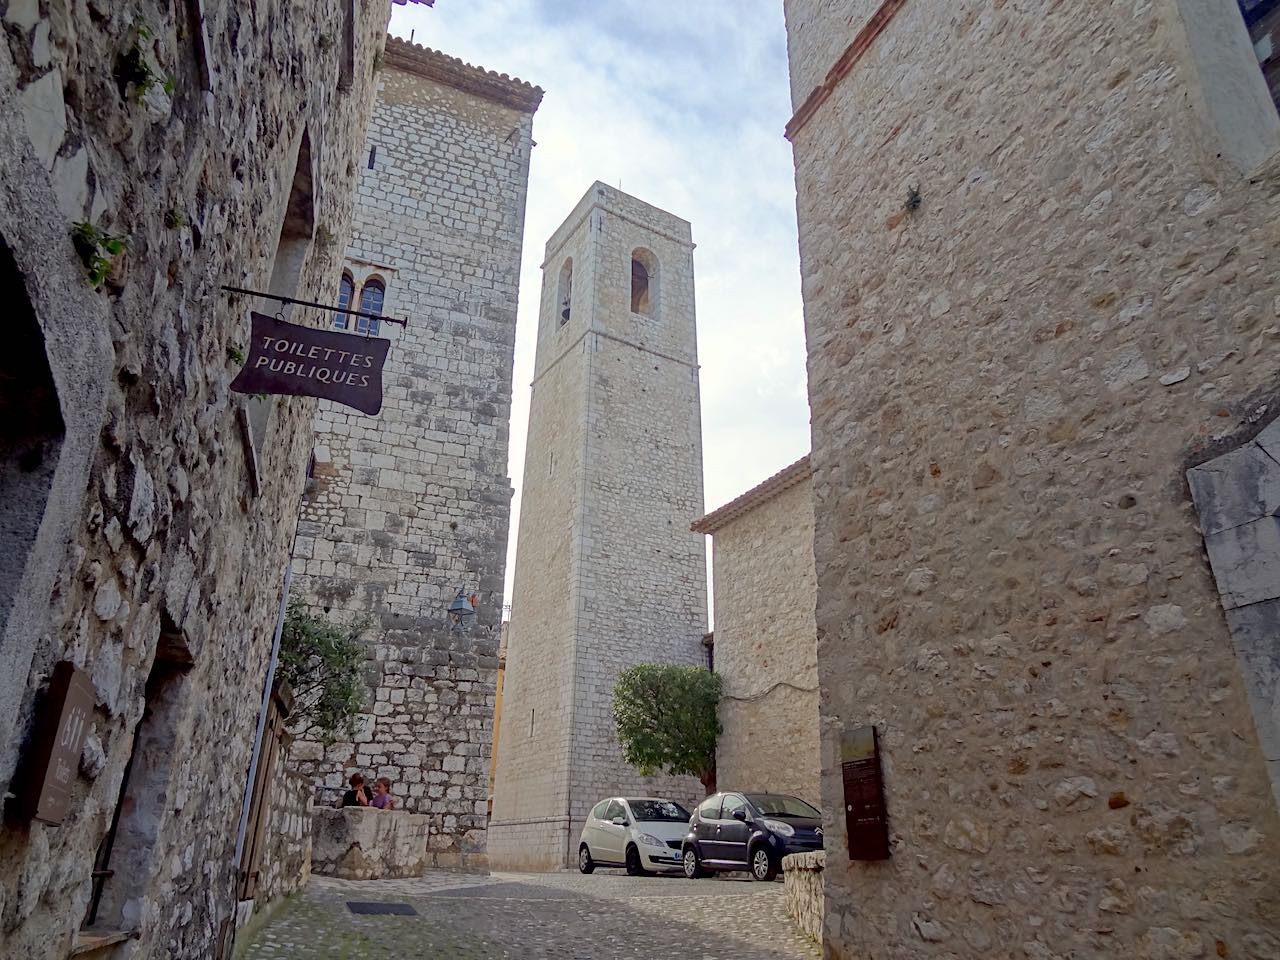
[{"left": 370, "top": 776, "right": 396, "bottom": 810}]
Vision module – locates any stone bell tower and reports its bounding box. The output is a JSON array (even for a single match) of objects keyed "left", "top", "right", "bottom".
[{"left": 487, "top": 183, "right": 709, "bottom": 871}]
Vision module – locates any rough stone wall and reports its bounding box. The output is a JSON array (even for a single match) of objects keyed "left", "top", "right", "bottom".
[
  {"left": 706, "top": 475, "right": 820, "bottom": 803},
  {"left": 784, "top": 1, "right": 1280, "bottom": 958},
  {"left": 783, "top": 0, "right": 880, "bottom": 101},
  {"left": 289, "top": 43, "right": 538, "bottom": 874},
  {"left": 489, "top": 184, "right": 709, "bottom": 871},
  {"left": 0, "top": 1, "right": 390, "bottom": 957},
  {"left": 310, "top": 807, "right": 431, "bottom": 880},
  {"left": 783, "top": 850, "right": 826, "bottom": 943},
  {"left": 255, "top": 766, "right": 313, "bottom": 908}
]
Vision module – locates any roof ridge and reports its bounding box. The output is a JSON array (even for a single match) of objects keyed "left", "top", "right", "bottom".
[
  {"left": 384, "top": 36, "right": 544, "bottom": 112},
  {"left": 691, "top": 455, "right": 811, "bottom": 534}
]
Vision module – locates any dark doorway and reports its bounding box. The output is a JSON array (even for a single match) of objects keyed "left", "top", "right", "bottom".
[{"left": 0, "top": 237, "right": 64, "bottom": 634}]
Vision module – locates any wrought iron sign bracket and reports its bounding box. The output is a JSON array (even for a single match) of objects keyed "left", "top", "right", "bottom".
[{"left": 222, "top": 285, "right": 408, "bottom": 328}]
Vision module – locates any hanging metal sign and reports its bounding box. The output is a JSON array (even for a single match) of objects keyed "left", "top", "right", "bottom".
[
  {"left": 13, "top": 661, "right": 95, "bottom": 825},
  {"left": 230, "top": 312, "right": 391, "bottom": 416}
]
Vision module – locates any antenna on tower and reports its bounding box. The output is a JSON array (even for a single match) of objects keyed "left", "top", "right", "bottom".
[{"left": 409, "top": 28, "right": 415, "bottom": 43}]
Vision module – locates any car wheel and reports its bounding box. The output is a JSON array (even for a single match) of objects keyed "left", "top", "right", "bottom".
[
  {"left": 578, "top": 844, "right": 595, "bottom": 874},
  {"left": 625, "top": 844, "right": 651, "bottom": 877},
  {"left": 682, "top": 846, "right": 708, "bottom": 879},
  {"left": 750, "top": 845, "right": 779, "bottom": 882}
]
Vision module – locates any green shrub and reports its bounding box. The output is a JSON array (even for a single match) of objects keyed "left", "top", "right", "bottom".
[
  {"left": 613, "top": 663, "right": 722, "bottom": 795},
  {"left": 277, "top": 601, "right": 368, "bottom": 744}
]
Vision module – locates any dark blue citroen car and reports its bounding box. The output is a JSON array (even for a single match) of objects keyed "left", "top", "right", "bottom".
[{"left": 681, "top": 792, "right": 824, "bottom": 881}]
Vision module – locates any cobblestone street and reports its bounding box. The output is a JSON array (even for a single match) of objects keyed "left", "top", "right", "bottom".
[{"left": 240, "top": 869, "right": 820, "bottom": 959}]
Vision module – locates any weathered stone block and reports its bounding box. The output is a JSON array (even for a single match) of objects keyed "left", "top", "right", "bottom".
[
  {"left": 310, "top": 807, "right": 431, "bottom": 880},
  {"left": 782, "top": 850, "right": 823, "bottom": 943},
  {"left": 1203, "top": 518, "right": 1280, "bottom": 610},
  {"left": 1187, "top": 443, "right": 1280, "bottom": 537},
  {"left": 1223, "top": 599, "right": 1280, "bottom": 806},
  {"left": 17, "top": 68, "right": 64, "bottom": 170}
]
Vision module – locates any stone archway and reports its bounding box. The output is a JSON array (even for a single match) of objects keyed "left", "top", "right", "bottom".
[{"left": 1187, "top": 417, "right": 1280, "bottom": 808}]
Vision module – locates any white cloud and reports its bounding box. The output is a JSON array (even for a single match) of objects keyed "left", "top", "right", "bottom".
[{"left": 390, "top": 1, "right": 811, "bottom": 603}]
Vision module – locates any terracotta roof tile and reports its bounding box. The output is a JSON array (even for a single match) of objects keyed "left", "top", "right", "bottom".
[{"left": 384, "top": 36, "right": 544, "bottom": 113}]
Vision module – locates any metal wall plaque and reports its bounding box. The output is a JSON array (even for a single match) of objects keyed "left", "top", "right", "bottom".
[
  {"left": 15, "top": 661, "right": 95, "bottom": 825},
  {"left": 230, "top": 312, "right": 390, "bottom": 416},
  {"left": 841, "top": 725, "right": 889, "bottom": 860}
]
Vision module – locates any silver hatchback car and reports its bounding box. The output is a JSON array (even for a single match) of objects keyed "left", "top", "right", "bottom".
[{"left": 577, "top": 797, "right": 692, "bottom": 875}]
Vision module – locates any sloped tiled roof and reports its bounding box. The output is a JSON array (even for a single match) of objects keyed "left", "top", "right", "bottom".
[
  {"left": 384, "top": 36, "right": 544, "bottom": 113},
  {"left": 691, "top": 456, "right": 812, "bottom": 534}
]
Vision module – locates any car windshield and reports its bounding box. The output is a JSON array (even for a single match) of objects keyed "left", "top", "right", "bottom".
[
  {"left": 746, "top": 794, "right": 821, "bottom": 818},
  {"left": 626, "top": 799, "right": 691, "bottom": 822}
]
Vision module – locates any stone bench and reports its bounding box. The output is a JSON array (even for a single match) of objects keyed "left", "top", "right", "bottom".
[
  {"left": 311, "top": 807, "right": 432, "bottom": 880},
  {"left": 782, "top": 849, "right": 824, "bottom": 943}
]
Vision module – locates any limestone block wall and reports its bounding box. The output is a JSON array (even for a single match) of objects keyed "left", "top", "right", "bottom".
[
  {"left": 0, "top": 1, "right": 391, "bottom": 957},
  {"left": 290, "top": 42, "right": 540, "bottom": 874},
  {"left": 784, "top": 1, "right": 1280, "bottom": 958},
  {"left": 483, "top": 240, "right": 583, "bottom": 868},
  {"left": 571, "top": 231, "right": 709, "bottom": 811},
  {"left": 696, "top": 461, "right": 820, "bottom": 804},
  {"left": 255, "top": 768, "right": 314, "bottom": 908},
  {"left": 490, "top": 184, "right": 709, "bottom": 871}
]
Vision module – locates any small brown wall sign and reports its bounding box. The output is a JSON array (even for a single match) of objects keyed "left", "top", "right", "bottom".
[
  {"left": 230, "top": 312, "right": 391, "bottom": 415},
  {"left": 13, "top": 661, "right": 95, "bottom": 825},
  {"left": 841, "top": 724, "right": 890, "bottom": 860}
]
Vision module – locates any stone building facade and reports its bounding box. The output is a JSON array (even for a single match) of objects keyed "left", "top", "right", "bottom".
[
  {"left": 487, "top": 620, "right": 509, "bottom": 815},
  {"left": 692, "top": 456, "right": 820, "bottom": 804},
  {"left": 289, "top": 39, "right": 540, "bottom": 872},
  {"left": 0, "top": 1, "right": 405, "bottom": 957},
  {"left": 783, "top": 1, "right": 1280, "bottom": 958},
  {"left": 488, "top": 184, "right": 709, "bottom": 871}
]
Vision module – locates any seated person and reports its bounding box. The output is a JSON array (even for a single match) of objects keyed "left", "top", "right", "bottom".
[
  {"left": 337, "top": 772, "right": 371, "bottom": 808},
  {"left": 369, "top": 776, "right": 396, "bottom": 810}
]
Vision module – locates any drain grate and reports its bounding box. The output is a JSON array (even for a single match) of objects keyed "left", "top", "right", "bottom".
[{"left": 346, "top": 901, "right": 418, "bottom": 916}]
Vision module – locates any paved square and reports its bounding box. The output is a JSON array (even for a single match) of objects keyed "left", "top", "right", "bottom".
[{"left": 240, "top": 869, "right": 820, "bottom": 959}]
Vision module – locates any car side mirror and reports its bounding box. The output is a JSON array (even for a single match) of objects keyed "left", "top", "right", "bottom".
[
  {"left": 732, "top": 809, "right": 748, "bottom": 822},
  {"left": 611, "top": 816, "right": 627, "bottom": 826}
]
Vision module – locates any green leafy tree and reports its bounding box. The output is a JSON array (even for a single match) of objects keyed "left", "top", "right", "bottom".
[
  {"left": 277, "top": 600, "right": 368, "bottom": 744},
  {"left": 613, "top": 664, "right": 723, "bottom": 795}
]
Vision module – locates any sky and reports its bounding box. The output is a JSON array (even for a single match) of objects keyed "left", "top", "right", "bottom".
[{"left": 388, "top": 1, "right": 812, "bottom": 607}]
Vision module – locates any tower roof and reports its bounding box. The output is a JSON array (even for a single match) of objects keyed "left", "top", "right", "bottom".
[
  {"left": 542, "top": 181, "right": 693, "bottom": 266},
  {"left": 384, "top": 36, "right": 544, "bottom": 113}
]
